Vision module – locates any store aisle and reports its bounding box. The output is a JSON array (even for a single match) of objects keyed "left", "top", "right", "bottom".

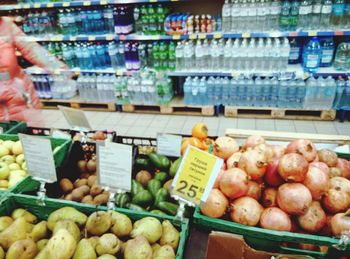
[{"left": 31, "top": 109, "right": 350, "bottom": 137}]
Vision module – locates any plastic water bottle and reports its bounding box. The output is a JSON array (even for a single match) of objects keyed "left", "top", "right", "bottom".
[
  {"left": 310, "top": 0, "right": 322, "bottom": 29},
  {"left": 323, "top": 76, "right": 337, "bottom": 109},
  {"left": 240, "top": 0, "right": 249, "bottom": 31},
  {"left": 331, "top": 0, "right": 345, "bottom": 28},
  {"left": 221, "top": 77, "right": 230, "bottom": 105},
  {"left": 304, "top": 76, "right": 318, "bottom": 109},
  {"left": 280, "top": 38, "right": 290, "bottom": 71},
  {"left": 247, "top": 0, "right": 257, "bottom": 31},
  {"left": 320, "top": 37, "right": 334, "bottom": 67},
  {"left": 302, "top": 37, "right": 322, "bottom": 73},
  {"left": 288, "top": 38, "right": 301, "bottom": 64},
  {"left": 344, "top": 0, "right": 350, "bottom": 27},
  {"left": 176, "top": 42, "right": 184, "bottom": 71},
  {"left": 298, "top": 0, "right": 312, "bottom": 30},
  {"left": 289, "top": 0, "right": 300, "bottom": 31},
  {"left": 256, "top": 0, "right": 267, "bottom": 31},
  {"left": 320, "top": 0, "right": 333, "bottom": 29},
  {"left": 222, "top": 0, "right": 232, "bottom": 32},
  {"left": 207, "top": 77, "right": 215, "bottom": 105},
  {"left": 269, "top": 0, "right": 282, "bottom": 30},
  {"left": 214, "top": 77, "right": 223, "bottom": 105},
  {"left": 279, "top": 0, "right": 291, "bottom": 31},
  {"left": 334, "top": 42, "right": 350, "bottom": 70},
  {"left": 210, "top": 40, "right": 220, "bottom": 71},
  {"left": 199, "top": 77, "right": 208, "bottom": 105},
  {"left": 333, "top": 79, "right": 346, "bottom": 109},
  {"left": 231, "top": 0, "right": 240, "bottom": 32},
  {"left": 224, "top": 39, "right": 232, "bottom": 70}
]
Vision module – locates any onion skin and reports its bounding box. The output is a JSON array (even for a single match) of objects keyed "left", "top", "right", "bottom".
[
  {"left": 329, "top": 167, "right": 343, "bottom": 178},
  {"left": 265, "top": 159, "right": 284, "bottom": 187},
  {"left": 246, "top": 181, "right": 262, "bottom": 201},
  {"left": 254, "top": 144, "right": 274, "bottom": 162},
  {"left": 226, "top": 152, "right": 242, "bottom": 169},
  {"left": 309, "top": 162, "right": 330, "bottom": 175},
  {"left": 219, "top": 168, "right": 249, "bottom": 199},
  {"left": 261, "top": 187, "right": 278, "bottom": 208},
  {"left": 303, "top": 167, "right": 330, "bottom": 200},
  {"left": 230, "top": 197, "right": 263, "bottom": 226},
  {"left": 213, "top": 170, "right": 225, "bottom": 189},
  {"left": 322, "top": 189, "right": 350, "bottom": 214},
  {"left": 277, "top": 183, "right": 312, "bottom": 216},
  {"left": 260, "top": 207, "right": 292, "bottom": 231},
  {"left": 270, "top": 145, "right": 286, "bottom": 160},
  {"left": 238, "top": 149, "right": 267, "bottom": 180},
  {"left": 329, "top": 177, "right": 350, "bottom": 196},
  {"left": 213, "top": 136, "right": 239, "bottom": 160},
  {"left": 330, "top": 212, "right": 350, "bottom": 237},
  {"left": 243, "top": 135, "right": 265, "bottom": 150},
  {"left": 318, "top": 149, "right": 338, "bottom": 167},
  {"left": 286, "top": 139, "right": 317, "bottom": 162},
  {"left": 337, "top": 158, "right": 350, "bottom": 180},
  {"left": 297, "top": 201, "right": 327, "bottom": 233},
  {"left": 278, "top": 153, "right": 309, "bottom": 182},
  {"left": 201, "top": 189, "right": 229, "bottom": 218}
]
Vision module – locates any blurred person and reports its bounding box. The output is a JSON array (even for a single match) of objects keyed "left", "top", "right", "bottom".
[{"left": 0, "top": 16, "right": 66, "bottom": 125}]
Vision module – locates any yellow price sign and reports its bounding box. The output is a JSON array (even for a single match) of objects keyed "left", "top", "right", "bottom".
[
  {"left": 83, "top": 1, "right": 91, "bottom": 6},
  {"left": 242, "top": 32, "right": 250, "bottom": 38},
  {"left": 189, "top": 34, "right": 197, "bottom": 40},
  {"left": 88, "top": 36, "right": 96, "bottom": 41},
  {"left": 308, "top": 31, "right": 317, "bottom": 36},
  {"left": 33, "top": 3, "right": 41, "bottom": 8},
  {"left": 100, "top": 0, "right": 108, "bottom": 4},
  {"left": 213, "top": 33, "right": 222, "bottom": 39},
  {"left": 62, "top": 2, "right": 70, "bottom": 7},
  {"left": 171, "top": 146, "right": 223, "bottom": 205},
  {"left": 172, "top": 35, "right": 181, "bottom": 40},
  {"left": 46, "top": 3, "right": 54, "bottom": 7},
  {"left": 198, "top": 33, "right": 206, "bottom": 40}
]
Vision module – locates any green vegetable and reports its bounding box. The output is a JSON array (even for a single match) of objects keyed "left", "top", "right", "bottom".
[
  {"left": 114, "top": 193, "right": 130, "bottom": 208},
  {"left": 154, "top": 172, "right": 168, "bottom": 184},
  {"left": 126, "top": 203, "right": 147, "bottom": 212},
  {"left": 148, "top": 153, "right": 170, "bottom": 171},
  {"left": 131, "top": 190, "right": 153, "bottom": 208},
  {"left": 156, "top": 201, "right": 179, "bottom": 216},
  {"left": 150, "top": 210, "right": 167, "bottom": 216},
  {"left": 131, "top": 179, "right": 144, "bottom": 197},
  {"left": 169, "top": 157, "right": 182, "bottom": 177},
  {"left": 155, "top": 188, "right": 170, "bottom": 205},
  {"left": 147, "top": 179, "right": 162, "bottom": 197},
  {"left": 135, "top": 157, "right": 150, "bottom": 169}
]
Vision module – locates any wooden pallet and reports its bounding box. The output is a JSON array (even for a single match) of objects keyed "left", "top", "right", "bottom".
[
  {"left": 121, "top": 97, "right": 215, "bottom": 116},
  {"left": 224, "top": 106, "right": 336, "bottom": 121},
  {"left": 40, "top": 97, "right": 116, "bottom": 112}
]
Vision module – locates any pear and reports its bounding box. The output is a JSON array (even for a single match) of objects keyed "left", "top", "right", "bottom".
[
  {"left": 53, "top": 220, "right": 81, "bottom": 242},
  {"left": 11, "top": 208, "right": 37, "bottom": 224},
  {"left": 95, "top": 233, "right": 120, "bottom": 256},
  {"left": 130, "top": 217, "right": 162, "bottom": 244},
  {"left": 109, "top": 211, "right": 132, "bottom": 238},
  {"left": 89, "top": 236, "right": 100, "bottom": 249},
  {"left": 0, "top": 217, "right": 27, "bottom": 249},
  {"left": 36, "top": 239, "right": 49, "bottom": 251},
  {"left": 86, "top": 211, "right": 111, "bottom": 236},
  {"left": 33, "top": 247, "right": 48, "bottom": 259},
  {"left": 45, "top": 229, "right": 77, "bottom": 259},
  {"left": 124, "top": 235, "right": 152, "bottom": 259},
  {"left": 6, "top": 239, "right": 38, "bottom": 259},
  {"left": 29, "top": 221, "right": 49, "bottom": 242},
  {"left": 0, "top": 247, "right": 4, "bottom": 259},
  {"left": 159, "top": 220, "right": 179, "bottom": 250},
  {"left": 151, "top": 243, "right": 161, "bottom": 254},
  {"left": 73, "top": 238, "right": 97, "bottom": 259},
  {"left": 97, "top": 255, "right": 117, "bottom": 259},
  {"left": 152, "top": 245, "right": 175, "bottom": 259},
  {"left": 25, "top": 222, "right": 34, "bottom": 233},
  {"left": 47, "top": 207, "right": 87, "bottom": 230},
  {"left": 0, "top": 216, "right": 13, "bottom": 232}
]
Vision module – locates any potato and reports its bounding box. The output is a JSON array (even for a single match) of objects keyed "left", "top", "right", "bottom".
[
  {"left": 93, "top": 194, "right": 109, "bottom": 205},
  {"left": 65, "top": 193, "right": 73, "bottom": 201},
  {"left": 87, "top": 175, "right": 97, "bottom": 187},
  {"left": 71, "top": 189, "right": 84, "bottom": 202},
  {"left": 90, "top": 185, "right": 103, "bottom": 197},
  {"left": 81, "top": 195, "right": 93, "bottom": 204},
  {"left": 78, "top": 185, "right": 90, "bottom": 195},
  {"left": 74, "top": 179, "right": 88, "bottom": 188},
  {"left": 60, "top": 178, "right": 73, "bottom": 194},
  {"left": 80, "top": 173, "right": 90, "bottom": 179}
]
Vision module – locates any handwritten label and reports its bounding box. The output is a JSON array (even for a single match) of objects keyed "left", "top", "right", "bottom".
[
  {"left": 97, "top": 142, "right": 133, "bottom": 192},
  {"left": 171, "top": 146, "right": 223, "bottom": 205},
  {"left": 59, "top": 106, "right": 91, "bottom": 131},
  {"left": 157, "top": 133, "right": 182, "bottom": 157},
  {"left": 19, "top": 134, "right": 57, "bottom": 183}
]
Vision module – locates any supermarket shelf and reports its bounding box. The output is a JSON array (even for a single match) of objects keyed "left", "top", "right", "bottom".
[
  {"left": 306, "top": 67, "right": 350, "bottom": 78},
  {"left": 15, "top": 30, "right": 350, "bottom": 43},
  {"left": 121, "top": 97, "right": 215, "bottom": 116},
  {"left": 40, "top": 97, "right": 116, "bottom": 111},
  {"left": 0, "top": 0, "right": 183, "bottom": 11},
  {"left": 224, "top": 106, "right": 336, "bottom": 121}
]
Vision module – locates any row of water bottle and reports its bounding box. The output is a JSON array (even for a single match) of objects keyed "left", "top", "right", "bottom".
[
  {"left": 22, "top": 12, "right": 56, "bottom": 36},
  {"left": 31, "top": 75, "right": 77, "bottom": 100},
  {"left": 175, "top": 38, "right": 290, "bottom": 72},
  {"left": 134, "top": 5, "right": 169, "bottom": 35},
  {"left": 334, "top": 79, "right": 350, "bottom": 110},
  {"left": 183, "top": 76, "right": 305, "bottom": 107},
  {"left": 304, "top": 76, "right": 337, "bottom": 109},
  {"left": 76, "top": 74, "right": 116, "bottom": 102},
  {"left": 222, "top": 0, "right": 350, "bottom": 33}
]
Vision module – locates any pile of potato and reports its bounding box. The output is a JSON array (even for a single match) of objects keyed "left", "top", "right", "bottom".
[{"left": 0, "top": 207, "right": 179, "bottom": 259}]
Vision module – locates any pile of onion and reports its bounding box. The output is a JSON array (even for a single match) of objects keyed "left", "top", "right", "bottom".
[
  {"left": 286, "top": 139, "right": 317, "bottom": 162},
  {"left": 213, "top": 136, "right": 239, "bottom": 160},
  {"left": 238, "top": 149, "right": 267, "bottom": 180}
]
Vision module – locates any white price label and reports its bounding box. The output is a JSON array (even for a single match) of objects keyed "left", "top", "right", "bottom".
[
  {"left": 19, "top": 134, "right": 57, "bottom": 183},
  {"left": 157, "top": 133, "right": 182, "bottom": 157},
  {"left": 97, "top": 142, "right": 133, "bottom": 192},
  {"left": 58, "top": 106, "right": 91, "bottom": 131},
  {"left": 50, "top": 129, "right": 71, "bottom": 140}
]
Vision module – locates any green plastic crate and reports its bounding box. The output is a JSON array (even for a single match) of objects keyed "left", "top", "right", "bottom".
[
  {"left": 0, "top": 194, "right": 189, "bottom": 259},
  {"left": 0, "top": 134, "right": 71, "bottom": 196},
  {"left": 0, "top": 121, "right": 27, "bottom": 134}
]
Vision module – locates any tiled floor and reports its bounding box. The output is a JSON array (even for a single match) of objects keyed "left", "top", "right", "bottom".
[{"left": 30, "top": 109, "right": 350, "bottom": 137}]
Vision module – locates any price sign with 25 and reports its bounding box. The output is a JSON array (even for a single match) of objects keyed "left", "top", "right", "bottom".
[{"left": 171, "top": 145, "right": 223, "bottom": 206}]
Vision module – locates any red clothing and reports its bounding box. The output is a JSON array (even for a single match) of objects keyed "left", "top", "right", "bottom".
[{"left": 0, "top": 17, "right": 66, "bottom": 123}]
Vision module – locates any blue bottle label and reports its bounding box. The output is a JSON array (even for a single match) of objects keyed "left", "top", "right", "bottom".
[
  {"left": 321, "top": 49, "right": 334, "bottom": 64},
  {"left": 289, "top": 47, "right": 300, "bottom": 61},
  {"left": 306, "top": 54, "right": 319, "bottom": 68},
  {"left": 332, "top": 3, "right": 345, "bottom": 16}
]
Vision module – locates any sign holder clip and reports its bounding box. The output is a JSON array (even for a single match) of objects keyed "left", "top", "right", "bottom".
[{"left": 36, "top": 181, "right": 47, "bottom": 206}]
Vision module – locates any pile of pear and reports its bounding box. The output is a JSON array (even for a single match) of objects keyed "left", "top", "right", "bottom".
[
  {"left": 0, "top": 140, "right": 27, "bottom": 190},
  {"left": 0, "top": 206, "right": 180, "bottom": 259}
]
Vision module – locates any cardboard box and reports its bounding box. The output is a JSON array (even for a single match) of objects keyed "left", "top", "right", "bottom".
[{"left": 205, "top": 231, "right": 314, "bottom": 259}]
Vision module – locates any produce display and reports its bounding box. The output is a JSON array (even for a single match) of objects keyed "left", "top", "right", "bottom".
[
  {"left": 0, "top": 206, "right": 180, "bottom": 259},
  {"left": 0, "top": 139, "right": 27, "bottom": 190},
  {"left": 200, "top": 135, "right": 350, "bottom": 252}
]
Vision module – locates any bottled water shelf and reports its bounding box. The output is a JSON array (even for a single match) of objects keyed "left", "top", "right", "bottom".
[
  {"left": 17, "top": 30, "right": 350, "bottom": 43},
  {"left": 0, "top": 0, "right": 182, "bottom": 11}
]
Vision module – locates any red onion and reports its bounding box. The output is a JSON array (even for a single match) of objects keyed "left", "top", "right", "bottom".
[
  {"left": 230, "top": 196, "right": 263, "bottom": 226},
  {"left": 303, "top": 167, "right": 330, "bottom": 200},
  {"left": 297, "top": 201, "right": 327, "bottom": 233},
  {"left": 260, "top": 207, "right": 292, "bottom": 232},
  {"left": 238, "top": 149, "right": 267, "bottom": 180},
  {"left": 286, "top": 139, "right": 317, "bottom": 162},
  {"left": 219, "top": 168, "right": 249, "bottom": 199},
  {"left": 277, "top": 183, "right": 312, "bottom": 216},
  {"left": 261, "top": 187, "right": 278, "bottom": 208},
  {"left": 278, "top": 153, "right": 309, "bottom": 182}
]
